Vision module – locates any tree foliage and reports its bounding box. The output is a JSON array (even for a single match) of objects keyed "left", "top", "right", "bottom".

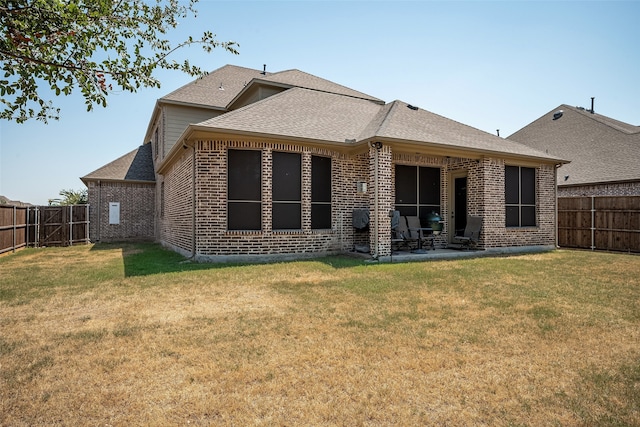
[
  {"left": 0, "top": 0, "right": 239, "bottom": 123},
  {"left": 49, "top": 188, "right": 87, "bottom": 205}
]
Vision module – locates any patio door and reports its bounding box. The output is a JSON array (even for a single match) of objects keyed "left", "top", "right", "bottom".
[{"left": 450, "top": 173, "right": 467, "bottom": 238}]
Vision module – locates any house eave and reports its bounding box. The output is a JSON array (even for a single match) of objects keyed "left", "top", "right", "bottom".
[
  {"left": 559, "top": 178, "right": 640, "bottom": 188},
  {"left": 366, "top": 137, "right": 568, "bottom": 165},
  {"left": 80, "top": 177, "right": 156, "bottom": 186},
  {"left": 157, "top": 126, "right": 567, "bottom": 175}
]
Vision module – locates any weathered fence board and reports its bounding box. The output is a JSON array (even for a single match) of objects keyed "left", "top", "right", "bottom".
[
  {"left": 0, "top": 205, "right": 89, "bottom": 253},
  {"left": 558, "top": 196, "right": 640, "bottom": 253}
]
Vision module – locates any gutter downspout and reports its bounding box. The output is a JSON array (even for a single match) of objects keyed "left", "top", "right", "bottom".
[
  {"left": 97, "top": 180, "right": 102, "bottom": 242},
  {"left": 555, "top": 164, "right": 560, "bottom": 249}
]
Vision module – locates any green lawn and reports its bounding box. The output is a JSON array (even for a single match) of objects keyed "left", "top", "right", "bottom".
[{"left": 1, "top": 243, "right": 639, "bottom": 426}]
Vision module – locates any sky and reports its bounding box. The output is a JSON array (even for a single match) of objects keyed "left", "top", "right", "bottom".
[{"left": 1, "top": 0, "right": 639, "bottom": 205}]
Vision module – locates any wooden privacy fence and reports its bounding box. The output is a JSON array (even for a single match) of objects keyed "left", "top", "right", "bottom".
[
  {"left": 0, "top": 205, "right": 90, "bottom": 254},
  {"left": 558, "top": 196, "right": 640, "bottom": 253}
]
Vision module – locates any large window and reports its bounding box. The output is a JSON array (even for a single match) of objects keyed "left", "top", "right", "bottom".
[
  {"left": 272, "top": 152, "right": 301, "bottom": 230},
  {"left": 228, "top": 149, "right": 261, "bottom": 230},
  {"left": 395, "top": 165, "right": 441, "bottom": 225},
  {"left": 505, "top": 165, "right": 536, "bottom": 227},
  {"left": 311, "top": 155, "right": 332, "bottom": 229}
]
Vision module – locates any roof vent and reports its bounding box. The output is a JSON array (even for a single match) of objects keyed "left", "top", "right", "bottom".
[
  {"left": 553, "top": 110, "right": 563, "bottom": 120},
  {"left": 218, "top": 83, "right": 224, "bottom": 90},
  {"left": 262, "top": 64, "right": 267, "bottom": 75},
  {"left": 407, "top": 104, "right": 419, "bottom": 111}
]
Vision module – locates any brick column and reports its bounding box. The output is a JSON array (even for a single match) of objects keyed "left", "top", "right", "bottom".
[{"left": 369, "top": 143, "right": 393, "bottom": 257}]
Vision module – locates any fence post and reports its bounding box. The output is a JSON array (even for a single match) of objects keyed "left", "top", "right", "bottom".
[
  {"left": 36, "top": 206, "right": 39, "bottom": 248},
  {"left": 70, "top": 205, "right": 73, "bottom": 246},
  {"left": 590, "top": 196, "right": 595, "bottom": 251},
  {"left": 86, "top": 204, "right": 90, "bottom": 244},
  {"left": 13, "top": 205, "right": 16, "bottom": 253}
]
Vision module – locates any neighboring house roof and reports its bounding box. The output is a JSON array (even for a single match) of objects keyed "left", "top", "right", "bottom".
[
  {"left": 188, "top": 87, "right": 564, "bottom": 163},
  {"left": 81, "top": 144, "right": 155, "bottom": 184},
  {"left": 508, "top": 105, "right": 640, "bottom": 186}
]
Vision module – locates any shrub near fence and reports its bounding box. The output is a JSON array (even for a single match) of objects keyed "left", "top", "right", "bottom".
[
  {"left": 0, "top": 205, "right": 89, "bottom": 254},
  {"left": 558, "top": 196, "right": 640, "bottom": 253}
]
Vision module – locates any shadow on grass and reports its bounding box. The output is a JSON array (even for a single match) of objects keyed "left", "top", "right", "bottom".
[{"left": 90, "top": 242, "right": 366, "bottom": 277}]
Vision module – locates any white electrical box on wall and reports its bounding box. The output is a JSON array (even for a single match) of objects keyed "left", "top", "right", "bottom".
[
  {"left": 357, "top": 182, "right": 367, "bottom": 194},
  {"left": 109, "top": 202, "right": 120, "bottom": 225}
]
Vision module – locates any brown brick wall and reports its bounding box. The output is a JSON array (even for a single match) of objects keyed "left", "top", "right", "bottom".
[
  {"left": 86, "top": 181, "right": 155, "bottom": 242},
  {"left": 158, "top": 140, "right": 558, "bottom": 259},
  {"left": 158, "top": 148, "right": 195, "bottom": 255},
  {"left": 160, "top": 139, "right": 372, "bottom": 258},
  {"left": 477, "top": 159, "right": 556, "bottom": 248}
]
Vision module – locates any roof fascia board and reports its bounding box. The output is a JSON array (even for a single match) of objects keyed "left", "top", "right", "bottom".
[
  {"left": 158, "top": 127, "right": 566, "bottom": 175},
  {"left": 142, "top": 101, "right": 161, "bottom": 145},
  {"left": 159, "top": 98, "right": 227, "bottom": 112},
  {"left": 189, "top": 127, "right": 360, "bottom": 152},
  {"left": 372, "top": 138, "right": 568, "bottom": 165},
  {"left": 559, "top": 178, "right": 640, "bottom": 187},
  {"left": 80, "top": 177, "right": 155, "bottom": 185}
]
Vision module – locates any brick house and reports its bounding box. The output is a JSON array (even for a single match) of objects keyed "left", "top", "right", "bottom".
[
  {"left": 508, "top": 102, "right": 640, "bottom": 197},
  {"left": 82, "top": 64, "right": 565, "bottom": 261}
]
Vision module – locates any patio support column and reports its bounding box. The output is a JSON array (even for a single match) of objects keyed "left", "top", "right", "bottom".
[{"left": 369, "top": 142, "right": 393, "bottom": 258}]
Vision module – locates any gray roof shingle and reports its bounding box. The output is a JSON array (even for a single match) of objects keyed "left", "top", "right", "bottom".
[
  {"left": 81, "top": 144, "right": 155, "bottom": 183},
  {"left": 160, "top": 64, "right": 382, "bottom": 109},
  {"left": 195, "top": 90, "right": 563, "bottom": 162},
  {"left": 161, "top": 64, "right": 265, "bottom": 108},
  {"left": 508, "top": 105, "right": 640, "bottom": 186}
]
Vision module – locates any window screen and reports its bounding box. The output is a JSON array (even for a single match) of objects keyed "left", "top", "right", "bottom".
[
  {"left": 395, "top": 165, "right": 441, "bottom": 226},
  {"left": 228, "top": 150, "right": 261, "bottom": 230},
  {"left": 505, "top": 166, "right": 536, "bottom": 227},
  {"left": 311, "top": 156, "right": 332, "bottom": 229},
  {"left": 272, "top": 152, "right": 301, "bottom": 230}
]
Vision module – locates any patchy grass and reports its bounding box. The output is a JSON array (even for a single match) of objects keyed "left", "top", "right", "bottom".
[{"left": 1, "top": 243, "right": 639, "bottom": 426}]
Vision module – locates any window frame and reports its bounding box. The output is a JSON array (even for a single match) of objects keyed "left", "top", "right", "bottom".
[
  {"left": 227, "top": 149, "right": 262, "bottom": 231},
  {"left": 505, "top": 165, "right": 537, "bottom": 228},
  {"left": 311, "top": 155, "right": 332, "bottom": 230},
  {"left": 272, "top": 151, "right": 302, "bottom": 230},
  {"left": 394, "top": 165, "right": 441, "bottom": 226}
]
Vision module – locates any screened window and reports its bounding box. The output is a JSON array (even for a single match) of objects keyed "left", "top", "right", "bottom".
[
  {"left": 228, "top": 149, "right": 261, "bottom": 230},
  {"left": 272, "top": 152, "right": 301, "bottom": 230},
  {"left": 395, "top": 165, "right": 441, "bottom": 225},
  {"left": 505, "top": 165, "right": 536, "bottom": 227},
  {"left": 311, "top": 155, "right": 332, "bottom": 229}
]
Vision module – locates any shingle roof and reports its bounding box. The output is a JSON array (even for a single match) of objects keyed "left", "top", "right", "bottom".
[
  {"left": 260, "top": 69, "right": 383, "bottom": 103},
  {"left": 160, "top": 64, "right": 265, "bottom": 108},
  {"left": 160, "top": 64, "right": 382, "bottom": 109},
  {"left": 508, "top": 105, "right": 640, "bottom": 186},
  {"left": 363, "top": 100, "right": 561, "bottom": 160},
  {"left": 195, "top": 89, "right": 562, "bottom": 162},
  {"left": 197, "top": 87, "right": 382, "bottom": 143},
  {"left": 81, "top": 144, "right": 155, "bottom": 183}
]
